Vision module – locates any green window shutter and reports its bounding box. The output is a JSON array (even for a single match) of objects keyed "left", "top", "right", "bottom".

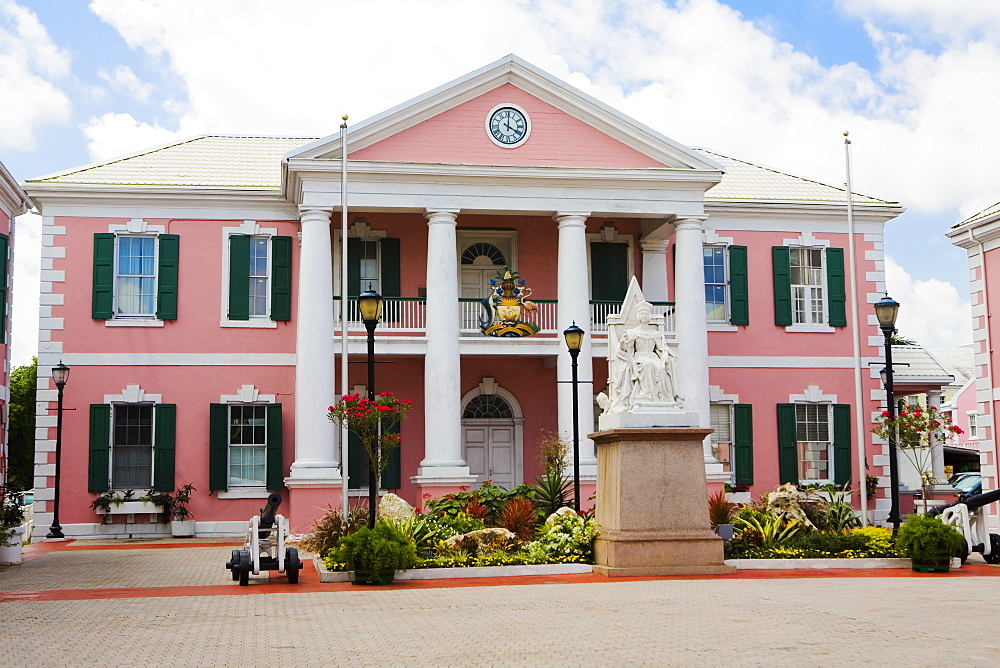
[
  {"left": 381, "top": 422, "right": 401, "bottom": 490},
  {"left": 777, "top": 403, "right": 798, "bottom": 484},
  {"left": 380, "top": 238, "right": 400, "bottom": 298},
  {"left": 728, "top": 245, "right": 749, "bottom": 326},
  {"left": 347, "top": 429, "right": 367, "bottom": 490},
  {"left": 209, "top": 403, "right": 229, "bottom": 491},
  {"left": 833, "top": 404, "right": 852, "bottom": 486},
  {"left": 733, "top": 404, "right": 754, "bottom": 486},
  {"left": 155, "top": 234, "right": 179, "bottom": 320},
  {"left": 152, "top": 404, "right": 177, "bottom": 492},
  {"left": 266, "top": 403, "right": 284, "bottom": 491},
  {"left": 826, "top": 247, "right": 847, "bottom": 327},
  {"left": 772, "top": 246, "right": 792, "bottom": 326},
  {"left": 0, "top": 234, "right": 8, "bottom": 342},
  {"left": 88, "top": 404, "right": 112, "bottom": 493},
  {"left": 228, "top": 235, "right": 250, "bottom": 321},
  {"left": 590, "top": 242, "right": 629, "bottom": 302},
  {"left": 270, "top": 235, "right": 292, "bottom": 321},
  {"left": 92, "top": 233, "right": 115, "bottom": 319},
  {"left": 347, "top": 237, "right": 362, "bottom": 297}
]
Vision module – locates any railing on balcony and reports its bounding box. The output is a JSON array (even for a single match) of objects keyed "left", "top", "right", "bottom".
[{"left": 333, "top": 297, "right": 675, "bottom": 336}]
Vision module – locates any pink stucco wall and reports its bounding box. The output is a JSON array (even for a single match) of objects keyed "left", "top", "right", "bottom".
[{"left": 350, "top": 83, "right": 666, "bottom": 169}]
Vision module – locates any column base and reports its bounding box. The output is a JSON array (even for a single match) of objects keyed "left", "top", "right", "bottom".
[{"left": 412, "top": 473, "right": 479, "bottom": 503}]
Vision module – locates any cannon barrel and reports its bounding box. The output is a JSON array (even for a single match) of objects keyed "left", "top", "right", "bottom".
[
  {"left": 963, "top": 487, "right": 1000, "bottom": 512},
  {"left": 258, "top": 493, "right": 282, "bottom": 538}
]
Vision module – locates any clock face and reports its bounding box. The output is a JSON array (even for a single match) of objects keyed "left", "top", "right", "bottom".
[{"left": 487, "top": 105, "right": 530, "bottom": 147}]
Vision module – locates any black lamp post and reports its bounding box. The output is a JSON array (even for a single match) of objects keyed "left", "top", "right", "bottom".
[
  {"left": 874, "top": 293, "right": 901, "bottom": 537},
  {"left": 46, "top": 360, "right": 70, "bottom": 539},
  {"left": 358, "top": 287, "right": 383, "bottom": 529},
  {"left": 563, "top": 322, "right": 585, "bottom": 513}
]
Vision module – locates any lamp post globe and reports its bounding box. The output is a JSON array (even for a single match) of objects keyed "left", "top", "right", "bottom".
[
  {"left": 563, "top": 321, "right": 585, "bottom": 513},
  {"left": 47, "top": 361, "right": 70, "bottom": 539}
]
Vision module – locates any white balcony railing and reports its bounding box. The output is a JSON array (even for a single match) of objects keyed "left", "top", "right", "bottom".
[{"left": 333, "top": 297, "right": 675, "bottom": 336}]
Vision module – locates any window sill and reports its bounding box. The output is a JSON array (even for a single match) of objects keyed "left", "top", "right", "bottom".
[
  {"left": 217, "top": 488, "right": 272, "bottom": 499},
  {"left": 708, "top": 323, "right": 739, "bottom": 332},
  {"left": 105, "top": 319, "right": 165, "bottom": 328},
  {"left": 220, "top": 319, "right": 278, "bottom": 329},
  {"left": 785, "top": 324, "right": 835, "bottom": 333}
]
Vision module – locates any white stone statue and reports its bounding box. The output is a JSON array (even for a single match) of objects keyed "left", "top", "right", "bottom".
[{"left": 598, "top": 277, "right": 696, "bottom": 430}]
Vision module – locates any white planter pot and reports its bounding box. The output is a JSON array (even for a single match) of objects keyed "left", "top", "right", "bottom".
[
  {"left": 96, "top": 501, "right": 162, "bottom": 516},
  {"left": 171, "top": 520, "right": 195, "bottom": 537},
  {"left": 0, "top": 525, "right": 26, "bottom": 565}
]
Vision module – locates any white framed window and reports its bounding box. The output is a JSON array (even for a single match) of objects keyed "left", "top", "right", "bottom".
[
  {"left": 358, "top": 239, "right": 380, "bottom": 294},
  {"left": 248, "top": 237, "right": 269, "bottom": 317},
  {"left": 116, "top": 236, "right": 157, "bottom": 317},
  {"left": 111, "top": 403, "right": 154, "bottom": 489},
  {"left": 704, "top": 246, "right": 727, "bottom": 322},
  {"left": 222, "top": 221, "right": 291, "bottom": 327},
  {"left": 228, "top": 404, "right": 268, "bottom": 488},
  {"left": 790, "top": 247, "right": 825, "bottom": 325},
  {"left": 967, "top": 411, "right": 979, "bottom": 440},
  {"left": 710, "top": 403, "right": 733, "bottom": 475},
  {"left": 796, "top": 403, "right": 831, "bottom": 481}
]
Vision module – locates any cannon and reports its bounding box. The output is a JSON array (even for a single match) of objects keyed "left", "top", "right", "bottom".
[
  {"left": 929, "top": 487, "right": 1000, "bottom": 564},
  {"left": 225, "top": 493, "right": 303, "bottom": 585}
]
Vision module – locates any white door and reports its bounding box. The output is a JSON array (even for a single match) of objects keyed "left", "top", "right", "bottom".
[{"left": 463, "top": 420, "right": 516, "bottom": 489}]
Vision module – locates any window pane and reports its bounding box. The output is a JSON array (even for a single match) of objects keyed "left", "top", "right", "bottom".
[
  {"left": 111, "top": 404, "right": 153, "bottom": 489},
  {"left": 359, "top": 241, "right": 379, "bottom": 293},
  {"left": 795, "top": 404, "right": 830, "bottom": 481},
  {"left": 116, "top": 236, "right": 156, "bottom": 316},
  {"left": 703, "top": 246, "right": 726, "bottom": 321},
  {"left": 790, "top": 247, "right": 824, "bottom": 324},
  {"left": 710, "top": 403, "right": 733, "bottom": 475},
  {"left": 229, "top": 405, "right": 267, "bottom": 486}
]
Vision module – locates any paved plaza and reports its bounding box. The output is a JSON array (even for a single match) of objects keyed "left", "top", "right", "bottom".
[{"left": 1, "top": 539, "right": 999, "bottom": 666}]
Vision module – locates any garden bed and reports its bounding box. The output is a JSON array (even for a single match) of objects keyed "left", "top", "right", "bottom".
[{"left": 313, "top": 556, "right": 593, "bottom": 582}]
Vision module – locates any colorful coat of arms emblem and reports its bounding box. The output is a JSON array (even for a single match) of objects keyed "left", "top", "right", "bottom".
[{"left": 480, "top": 266, "right": 540, "bottom": 337}]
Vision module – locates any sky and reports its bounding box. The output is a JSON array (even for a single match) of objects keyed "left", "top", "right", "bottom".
[{"left": 2, "top": 0, "right": 994, "bottom": 367}]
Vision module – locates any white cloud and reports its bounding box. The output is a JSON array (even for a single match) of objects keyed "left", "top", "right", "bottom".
[
  {"left": 81, "top": 112, "right": 206, "bottom": 162},
  {"left": 98, "top": 64, "right": 153, "bottom": 102},
  {"left": 884, "top": 256, "right": 971, "bottom": 348},
  {"left": 11, "top": 210, "right": 40, "bottom": 367},
  {"left": 0, "top": 1, "right": 72, "bottom": 150}
]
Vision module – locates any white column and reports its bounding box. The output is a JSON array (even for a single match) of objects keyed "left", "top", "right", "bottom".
[
  {"left": 927, "top": 390, "right": 947, "bottom": 482},
  {"left": 287, "top": 206, "right": 341, "bottom": 483},
  {"left": 556, "top": 212, "right": 597, "bottom": 476},
  {"left": 640, "top": 237, "right": 670, "bottom": 302},
  {"left": 415, "top": 210, "right": 473, "bottom": 481},
  {"left": 673, "top": 216, "right": 719, "bottom": 468}
]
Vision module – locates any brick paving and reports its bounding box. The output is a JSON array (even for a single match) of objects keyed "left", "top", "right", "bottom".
[{"left": 1, "top": 540, "right": 999, "bottom": 666}]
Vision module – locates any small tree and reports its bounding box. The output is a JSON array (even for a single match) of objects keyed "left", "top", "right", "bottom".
[
  {"left": 6, "top": 358, "right": 36, "bottom": 491},
  {"left": 328, "top": 392, "right": 411, "bottom": 528},
  {"left": 872, "top": 405, "right": 962, "bottom": 502}
]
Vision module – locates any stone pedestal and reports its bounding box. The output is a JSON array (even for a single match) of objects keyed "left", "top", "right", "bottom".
[{"left": 591, "top": 427, "right": 735, "bottom": 576}]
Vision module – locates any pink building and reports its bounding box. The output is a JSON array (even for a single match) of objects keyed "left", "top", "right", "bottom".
[
  {"left": 0, "top": 160, "right": 28, "bottom": 490},
  {"left": 949, "top": 205, "right": 1000, "bottom": 529},
  {"left": 24, "top": 56, "right": 905, "bottom": 538}
]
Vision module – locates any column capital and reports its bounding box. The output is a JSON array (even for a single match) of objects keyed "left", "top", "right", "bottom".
[
  {"left": 674, "top": 215, "right": 708, "bottom": 232},
  {"left": 425, "top": 209, "right": 459, "bottom": 224},
  {"left": 298, "top": 206, "right": 333, "bottom": 221},
  {"left": 554, "top": 211, "right": 592, "bottom": 226},
  {"left": 640, "top": 237, "right": 670, "bottom": 253}
]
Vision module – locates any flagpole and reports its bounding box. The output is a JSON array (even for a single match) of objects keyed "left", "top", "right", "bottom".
[
  {"left": 340, "top": 115, "right": 350, "bottom": 515},
  {"left": 845, "top": 131, "right": 869, "bottom": 524}
]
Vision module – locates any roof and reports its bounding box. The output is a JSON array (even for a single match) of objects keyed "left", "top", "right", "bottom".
[
  {"left": 889, "top": 345, "right": 955, "bottom": 386},
  {"left": 927, "top": 345, "right": 975, "bottom": 386},
  {"left": 26, "top": 134, "right": 901, "bottom": 209},
  {"left": 955, "top": 201, "right": 1000, "bottom": 228},
  {"left": 27, "top": 136, "right": 317, "bottom": 189},
  {"left": 695, "top": 149, "right": 895, "bottom": 206}
]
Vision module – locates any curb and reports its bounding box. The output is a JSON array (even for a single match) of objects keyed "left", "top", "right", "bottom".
[{"left": 726, "top": 557, "right": 961, "bottom": 570}]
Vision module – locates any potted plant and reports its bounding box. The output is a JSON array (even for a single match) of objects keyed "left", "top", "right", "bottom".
[
  {"left": 332, "top": 520, "right": 417, "bottom": 585},
  {"left": 896, "top": 513, "right": 964, "bottom": 573},
  {"left": 1, "top": 488, "right": 27, "bottom": 564},
  {"left": 143, "top": 483, "right": 196, "bottom": 536},
  {"left": 708, "top": 489, "right": 736, "bottom": 541}
]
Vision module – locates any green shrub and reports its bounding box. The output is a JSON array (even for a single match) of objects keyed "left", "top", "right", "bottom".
[
  {"left": 727, "top": 525, "right": 900, "bottom": 559},
  {"left": 433, "top": 511, "right": 486, "bottom": 536},
  {"left": 330, "top": 521, "right": 418, "bottom": 573},
  {"left": 524, "top": 512, "right": 600, "bottom": 563},
  {"left": 896, "top": 513, "right": 964, "bottom": 560}
]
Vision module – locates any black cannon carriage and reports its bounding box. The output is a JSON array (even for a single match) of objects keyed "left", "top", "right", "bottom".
[
  {"left": 929, "top": 488, "right": 1000, "bottom": 564},
  {"left": 225, "top": 493, "right": 304, "bottom": 585}
]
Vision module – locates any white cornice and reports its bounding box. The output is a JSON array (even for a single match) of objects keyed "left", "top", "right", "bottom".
[
  {"left": 948, "top": 216, "right": 1000, "bottom": 248},
  {"left": 705, "top": 201, "right": 904, "bottom": 223},
  {"left": 283, "top": 55, "right": 724, "bottom": 182},
  {"left": 0, "top": 161, "right": 32, "bottom": 216}
]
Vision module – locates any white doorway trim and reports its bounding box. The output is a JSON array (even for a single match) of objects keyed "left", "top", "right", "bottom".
[{"left": 460, "top": 377, "right": 525, "bottom": 489}]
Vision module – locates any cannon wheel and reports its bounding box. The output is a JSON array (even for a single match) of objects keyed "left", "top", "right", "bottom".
[
  {"left": 237, "top": 550, "right": 251, "bottom": 586},
  {"left": 986, "top": 534, "right": 1000, "bottom": 565},
  {"left": 285, "top": 547, "right": 301, "bottom": 584},
  {"left": 957, "top": 540, "right": 970, "bottom": 564},
  {"left": 229, "top": 550, "right": 242, "bottom": 581}
]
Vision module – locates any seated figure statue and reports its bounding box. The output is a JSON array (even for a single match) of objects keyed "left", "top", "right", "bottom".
[{"left": 608, "top": 301, "right": 679, "bottom": 411}]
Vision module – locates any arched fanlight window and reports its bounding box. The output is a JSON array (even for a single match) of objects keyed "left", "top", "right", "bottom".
[
  {"left": 461, "top": 243, "right": 506, "bottom": 266},
  {"left": 463, "top": 394, "right": 513, "bottom": 419}
]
